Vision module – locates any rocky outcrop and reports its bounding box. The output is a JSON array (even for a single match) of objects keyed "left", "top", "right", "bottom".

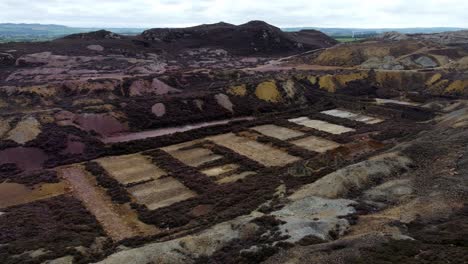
[
  {"left": 0, "top": 52, "right": 15, "bottom": 66},
  {"left": 141, "top": 20, "right": 337, "bottom": 55},
  {"left": 62, "top": 30, "right": 122, "bottom": 40},
  {"left": 6, "top": 116, "right": 41, "bottom": 144},
  {"left": 410, "top": 30, "right": 468, "bottom": 45}
]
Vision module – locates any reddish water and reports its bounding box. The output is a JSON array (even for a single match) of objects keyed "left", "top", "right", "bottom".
[
  {"left": 61, "top": 136, "right": 86, "bottom": 155},
  {"left": 0, "top": 147, "right": 48, "bottom": 171},
  {"left": 74, "top": 113, "right": 128, "bottom": 136},
  {"left": 102, "top": 116, "right": 254, "bottom": 144}
]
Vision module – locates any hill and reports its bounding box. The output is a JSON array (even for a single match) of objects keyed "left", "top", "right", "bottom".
[{"left": 141, "top": 20, "right": 337, "bottom": 55}]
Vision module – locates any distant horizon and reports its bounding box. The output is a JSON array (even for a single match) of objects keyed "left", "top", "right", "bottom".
[{"left": 0, "top": 22, "right": 466, "bottom": 31}]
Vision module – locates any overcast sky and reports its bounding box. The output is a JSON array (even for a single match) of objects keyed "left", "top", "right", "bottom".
[{"left": 1, "top": 0, "right": 467, "bottom": 28}]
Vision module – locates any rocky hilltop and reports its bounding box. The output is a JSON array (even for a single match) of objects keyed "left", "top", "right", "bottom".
[
  {"left": 141, "top": 20, "right": 337, "bottom": 55},
  {"left": 376, "top": 29, "right": 468, "bottom": 46}
]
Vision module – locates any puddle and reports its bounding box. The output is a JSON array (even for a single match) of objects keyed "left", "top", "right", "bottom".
[
  {"left": 251, "top": 124, "right": 305, "bottom": 140},
  {"left": 0, "top": 147, "right": 48, "bottom": 172},
  {"left": 321, "top": 109, "right": 384, "bottom": 124},
  {"left": 0, "top": 182, "right": 67, "bottom": 208},
  {"left": 288, "top": 117, "right": 355, "bottom": 135},
  {"left": 102, "top": 116, "right": 255, "bottom": 144},
  {"left": 75, "top": 113, "right": 129, "bottom": 136},
  {"left": 61, "top": 135, "right": 86, "bottom": 155}
]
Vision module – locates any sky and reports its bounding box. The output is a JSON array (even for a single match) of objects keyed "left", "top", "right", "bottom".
[{"left": 1, "top": 0, "right": 467, "bottom": 28}]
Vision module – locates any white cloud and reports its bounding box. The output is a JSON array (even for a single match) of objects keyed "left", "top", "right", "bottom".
[{"left": 0, "top": 0, "right": 467, "bottom": 28}]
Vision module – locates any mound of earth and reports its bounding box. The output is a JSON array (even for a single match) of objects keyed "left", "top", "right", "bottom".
[{"left": 141, "top": 20, "right": 337, "bottom": 55}]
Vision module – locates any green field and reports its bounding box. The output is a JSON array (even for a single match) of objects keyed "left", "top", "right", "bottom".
[{"left": 333, "top": 37, "right": 367, "bottom": 43}]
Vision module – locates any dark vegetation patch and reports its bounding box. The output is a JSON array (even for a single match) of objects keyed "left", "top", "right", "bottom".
[
  {"left": 123, "top": 96, "right": 233, "bottom": 130},
  {"left": 353, "top": 205, "right": 468, "bottom": 264},
  {"left": 84, "top": 161, "right": 131, "bottom": 204},
  {"left": 0, "top": 163, "right": 23, "bottom": 178},
  {"left": 407, "top": 205, "right": 468, "bottom": 247},
  {"left": 0, "top": 169, "right": 59, "bottom": 186},
  {"left": 0, "top": 195, "right": 105, "bottom": 264},
  {"left": 353, "top": 239, "right": 468, "bottom": 264},
  {"left": 0, "top": 140, "right": 20, "bottom": 151},
  {"left": 25, "top": 124, "right": 105, "bottom": 169}
]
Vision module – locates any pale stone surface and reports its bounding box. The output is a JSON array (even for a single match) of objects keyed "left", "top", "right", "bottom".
[
  {"left": 202, "top": 164, "right": 240, "bottom": 177},
  {"left": 362, "top": 178, "right": 414, "bottom": 206},
  {"left": 288, "top": 117, "right": 355, "bottom": 135},
  {"left": 96, "top": 213, "right": 262, "bottom": 264},
  {"left": 217, "top": 171, "right": 256, "bottom": 184},
  {"left": 375, "top": 98, "right": 420, "bottom": 106},
  {"left": 127, "top": 177, "right": 196, "bottom": 210},
  {"left": 321, "top": 109, "right": 384, "bottom": 124},
  {"left": 151, "top": 103, "right": 166, "bottom": 117},
  {"left": 208, "top": 133, "right": 301, "bottom": 167},
  {"left": 291, "top": 136, "right": 340, "bottom": 153},
  {"left": 97, "top": 154, "right": 166, "bottom": 185},
  {"left": 251, "top": 124, "right": 304, "bottom": 140},
  {"left": 215, "top": 93, "right": 234, "bottom": 112},
  {"left": 272, "top": 196, "right": 356, "bottom": 242},
  {"left": 6, "top": 116, "right": 41, "bottom": 144},
  {"left": 162, "top": 141, "right": 223, "bottom": 167},
  {"left": 87, "top": 45, "right": 105, "bottom": 52}
]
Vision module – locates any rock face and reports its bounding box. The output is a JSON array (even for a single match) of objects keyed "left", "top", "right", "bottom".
[
  {"left": 141, "top": 20, "right": 337, "bottom": 55},
  {"left": 272, "top": 196, "right": 356, "bottom": 242},
  {"left": 377, "top": 30, "right": 468, "bottom": 45}
]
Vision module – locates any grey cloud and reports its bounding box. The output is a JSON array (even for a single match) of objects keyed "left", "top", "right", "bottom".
[{"left": 0, "top": 0, "right": 467, "bottom": 28}]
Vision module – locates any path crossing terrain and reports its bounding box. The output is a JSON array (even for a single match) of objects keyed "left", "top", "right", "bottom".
[{"left": 1, "top": 22, "right": 468, "bottom": 264}]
